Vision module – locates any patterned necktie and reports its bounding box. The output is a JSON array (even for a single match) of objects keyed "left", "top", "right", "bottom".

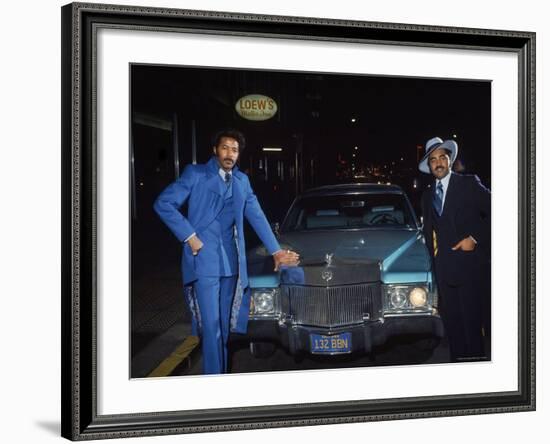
[
  {"left": 224, "top": 172, "right": 231, "bottom": 185},
  {"left": 433, "top": 181, "right": 443, "bottom": 216}
]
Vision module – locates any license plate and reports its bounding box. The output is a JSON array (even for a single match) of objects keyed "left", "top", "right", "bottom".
[{"left": 310, "top": 332, "right": 352, "bottom": 354}]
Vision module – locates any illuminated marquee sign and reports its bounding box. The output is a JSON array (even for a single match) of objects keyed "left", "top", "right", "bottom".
[{"left": 235, "top": 94, "right": 278, "bottom": 121}]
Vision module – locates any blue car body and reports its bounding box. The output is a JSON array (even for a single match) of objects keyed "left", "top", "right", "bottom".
[{"left": 246, "top": 184, "right": 443, "bottom": 355}]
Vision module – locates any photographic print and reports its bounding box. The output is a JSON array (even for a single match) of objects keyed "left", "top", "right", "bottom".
[{"left": 130, "top": 65, "right": 492, "bottom": 378}]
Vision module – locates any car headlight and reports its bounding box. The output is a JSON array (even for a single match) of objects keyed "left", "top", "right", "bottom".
[
  {"left": 384, "top": 284, "right": 430, "bottom": 312},
  {"left": 250, "top": 289, "right": 280, "bottom": 316},
  {"left": 409, "top": 287, "right": 428, "bottom": 307},
  {"left": 390, "top": 288, "right": 408, "bottom": 309}
]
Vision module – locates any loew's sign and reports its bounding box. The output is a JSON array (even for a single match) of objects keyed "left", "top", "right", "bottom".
[{"left": 235, "top": 94, "right": 278, "bottom": 121}]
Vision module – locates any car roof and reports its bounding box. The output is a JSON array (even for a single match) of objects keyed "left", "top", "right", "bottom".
[{"left": 300, "top": 183, "right": 404, "bottom": 197}]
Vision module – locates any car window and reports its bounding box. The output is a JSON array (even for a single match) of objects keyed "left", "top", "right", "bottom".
[{"left": 283, "top": 193, "right": 416, "bottom": 232}]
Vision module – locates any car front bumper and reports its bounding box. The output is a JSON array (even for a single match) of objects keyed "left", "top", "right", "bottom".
[{"left": 247, "top": 315, "right": 444, "bottom": 355}]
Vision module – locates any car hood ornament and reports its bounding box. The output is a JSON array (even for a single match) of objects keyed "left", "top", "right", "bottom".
[{"left": 322, "top": 253, "right": 334, "bottom": 283}]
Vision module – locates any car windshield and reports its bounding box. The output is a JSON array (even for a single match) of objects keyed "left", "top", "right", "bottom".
[{"left": 282, "top": 192, "right": 416, "bottom": 232}]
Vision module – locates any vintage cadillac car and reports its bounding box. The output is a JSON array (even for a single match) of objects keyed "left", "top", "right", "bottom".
[{"left": 245, "top": 183, "right": 444, "bottom": 357}]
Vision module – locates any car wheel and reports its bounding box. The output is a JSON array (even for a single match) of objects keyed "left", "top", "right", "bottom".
[{"left": 249, "top": 341, "right": 276, "bottom": 358}]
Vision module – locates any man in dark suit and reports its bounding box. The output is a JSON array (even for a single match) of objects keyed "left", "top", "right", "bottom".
[
  {"left": 154, "top": 129, "right": 299, "bottom": 374},
  {"left": 419, "top": 137, "right": 491, "bottom": 362}
]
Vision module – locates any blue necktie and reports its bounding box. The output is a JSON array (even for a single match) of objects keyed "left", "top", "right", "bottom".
[
  {"left": 433, "top": 181, "right": 443, "bottom": 216},
  {"left": 224, "top": 172, "right": 231, "bottom": 185}
]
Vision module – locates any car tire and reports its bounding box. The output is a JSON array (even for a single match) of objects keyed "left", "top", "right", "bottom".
[{"left": 249, "top": 341, "right": 276, "bottom": 358}]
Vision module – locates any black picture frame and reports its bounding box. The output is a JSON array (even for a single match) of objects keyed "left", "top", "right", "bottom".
[{"left": 61, "top": 2, "right": 536, "bottom": 440}]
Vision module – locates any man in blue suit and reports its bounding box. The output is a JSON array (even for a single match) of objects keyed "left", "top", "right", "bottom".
[
  {"left": 419, "top": 137, "right": 491, "bottom": 362},
  {"left": 154, "top": 129, "right": 299, "bottom": 374}
]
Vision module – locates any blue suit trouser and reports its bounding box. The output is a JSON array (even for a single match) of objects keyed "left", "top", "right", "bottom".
[{"left": 194, "top": 275, "right": 238, "bottom": 374}]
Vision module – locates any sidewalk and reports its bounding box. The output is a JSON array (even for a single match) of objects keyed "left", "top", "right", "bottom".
[{"left": 131, "top": 266, "right": 200, "bottom": 377}]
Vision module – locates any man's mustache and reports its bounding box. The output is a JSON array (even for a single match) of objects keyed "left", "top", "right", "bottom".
[{"left": 223, "top": 158, "right": 234, "bottom": 163}]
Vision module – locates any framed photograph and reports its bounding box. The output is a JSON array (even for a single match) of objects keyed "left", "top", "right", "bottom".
[{"left": 61, "top": 2, "right": 535, "bottom": 440}]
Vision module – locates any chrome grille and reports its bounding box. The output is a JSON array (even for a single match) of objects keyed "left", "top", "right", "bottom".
[{"left": 282, "top": 283, "right": 380, "bottom": 327}]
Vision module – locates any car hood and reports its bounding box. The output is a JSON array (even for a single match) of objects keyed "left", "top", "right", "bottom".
[{"left": 247, "top": 229, "right": 431, "bottom": 286}]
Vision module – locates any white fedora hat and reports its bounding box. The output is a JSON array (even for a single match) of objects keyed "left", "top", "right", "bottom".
[{"left": 418, "top": 136, "right": 458, "bottom": 174}]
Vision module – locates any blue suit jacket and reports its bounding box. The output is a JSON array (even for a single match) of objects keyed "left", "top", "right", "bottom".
[
  {"left": 421, "top": 172, "right": 491, "bottom": 285},
  {"left": 153, "top": 156, "right": 280, "bottom": 333}
]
